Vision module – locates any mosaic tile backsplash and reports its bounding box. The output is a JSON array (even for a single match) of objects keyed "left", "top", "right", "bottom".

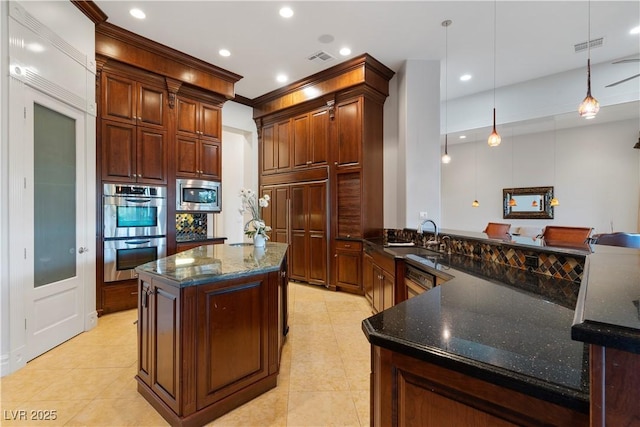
[
  {"left": 386, "top": 228, "right": 586, "bottom": 283},
  {"left": 176, "top": 213, "right": 208, "bottom": 240}
]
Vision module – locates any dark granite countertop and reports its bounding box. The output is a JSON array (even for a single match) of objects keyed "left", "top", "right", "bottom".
[
  {"left": 175, "top": 235, "right": 227, "bottom": 244},
  {"left": 437, "top": 228, "right": 592, "bottom": 257},
  {"left": 572, "top": 244, "right": 640, "bottom": 353},
  {"left": 362, "top": 238, "right": 589, "bottom": 412},
  {"left": 135, "top": 242, "right": 288, "bottom": 287}
]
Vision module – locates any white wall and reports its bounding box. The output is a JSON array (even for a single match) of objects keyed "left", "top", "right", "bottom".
[
  {"left": 220, "top": 101, "right": 258, "bottom": 243},
  {"left": 2, "top": 0, "right": 95, "bottom": 376},
  {"left": 398, "top": 60, "right": 442, "bottom": 228},
  {"left": 442, "top": 118, "right": 640, "bottom": 234}
]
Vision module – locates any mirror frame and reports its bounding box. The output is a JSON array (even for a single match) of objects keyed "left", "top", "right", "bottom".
[{"left": 503, "top": 186, "right": 554, "bottom": 219}]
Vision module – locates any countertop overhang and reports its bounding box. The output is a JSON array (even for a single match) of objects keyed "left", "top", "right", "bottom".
[{"left": 135, "top": 242, "right": 289, "bottom": 287}]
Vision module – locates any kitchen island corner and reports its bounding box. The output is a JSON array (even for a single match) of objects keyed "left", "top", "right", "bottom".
[{"left": 134, "top": 242, "right": 288, "bottom": 427}]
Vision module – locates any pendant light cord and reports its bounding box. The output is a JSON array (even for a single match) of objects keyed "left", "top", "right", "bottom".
[{"left": 493, "top": 0, "right": 497, "bottom": 110}]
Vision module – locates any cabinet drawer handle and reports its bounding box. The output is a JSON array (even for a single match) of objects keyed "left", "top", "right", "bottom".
[
  {"left": 344, "top": 244, "right": 351, "bottom": 248},
  {"left": 306, "top": 161, "right": 312, "bottom": 165}
]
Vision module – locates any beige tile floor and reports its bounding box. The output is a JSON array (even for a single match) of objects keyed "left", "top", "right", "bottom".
[{"left": 1, "top": 282, "right": 373, "bottom": 427}]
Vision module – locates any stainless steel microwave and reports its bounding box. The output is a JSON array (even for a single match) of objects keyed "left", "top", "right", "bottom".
[{"left": 176, "top": 179, "right": 221, "bottom": 212}]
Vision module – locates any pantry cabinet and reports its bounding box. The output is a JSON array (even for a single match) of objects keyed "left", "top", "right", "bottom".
[{"left": 254, "top": 54, "right": 393, "bottom": 293}]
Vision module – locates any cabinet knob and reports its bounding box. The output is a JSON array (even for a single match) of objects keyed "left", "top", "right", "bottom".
[
  {"left": 334, "top": 162, "right": 338, "bottom": 165},
  {"left": 306, "top": 161, "right": 312, "bottom": 165},
  {"left": 334, "top": 254, "right": 337, "bottom": 257}
]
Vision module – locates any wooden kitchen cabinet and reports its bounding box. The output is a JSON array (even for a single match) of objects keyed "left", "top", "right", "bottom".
[
  {"left": 101, "top": 120, "right": 167, "bottom": 184},
  {"left": 371, "top": 346, "right": 587, "bottom": 427},
  {"left": 334, "top": 98, "right": 362, "bottom": 168},
  {"left": 176, "top": 96, "right": 222, "bottom": 180},
  {"left": 255, "top": 55, "right": 393, "bottom": 292},
  {"left": 176, "top": 134, "right": 221, "bottom": 180},
  {"left": 363, "top": 251, "right": 374, "bottom": 305},
  {"left": 260, "top": 119, "right": 291, "bottom": 175},
  {"left": 292, "top": 108, "right": 329, "bottom": 169},
  {"left": 137, "top": 276, "right": 181, "bottom": 414},
  {"left": 289, "top": 182, "right": 327, "bottom": 285},
  {"left": 101, "top": 71, "right": 166, "bottom": 130},
  {"left": 334, "top": 239, "right": 362, "bottom": 291},
  {"left": 261, "top": 186, "right": 290, "bottom": 244}
]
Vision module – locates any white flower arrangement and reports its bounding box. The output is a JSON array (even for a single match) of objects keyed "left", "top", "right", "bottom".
[{"left": 238, "top": 188, "right": 272, "bottom": 239}]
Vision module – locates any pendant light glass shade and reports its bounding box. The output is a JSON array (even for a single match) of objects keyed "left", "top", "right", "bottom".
[
  {"left": 488, "top": 109, "right": 501, "bottom": 147},
  {"left": 442, "top": 135, "right": 451, "bottom": 164},
  {"left": 508, "top": 197, "right": 517, "bottom": 207},
  {"left": 579, "top": 60, "right": 600, "bottom": 119},
  {"left": 634, "top": 131, "right": 640, "bottom": 149},
  {"left": 579, "top": 1, "right": 599, "bottom": 119},
  {"left": 472, "top": 199, "right": 480, "bottom": 207},
  {"left": 531, "top": 200, "right": 538, "bottom": 207},
  {"left": 550, "top": 198, "right": 560, "bottom": 207}
]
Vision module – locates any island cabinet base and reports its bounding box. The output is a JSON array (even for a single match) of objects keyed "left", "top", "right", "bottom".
[
  {"left": 371, "top": 346, "right": 588, "bottom": 427},
  {"left": 136, "top": 266, "right": 287, "bottom": 427}
]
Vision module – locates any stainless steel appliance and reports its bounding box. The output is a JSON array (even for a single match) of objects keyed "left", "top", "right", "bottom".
[
  {"left": 103, "top": 184, "right": 167, "bottom": 238},
  {"left": 103, "top": 237, "right": 166, "bottom": 282},
  {"left": 103, "top": 184, "right": 167, "bottom": 282},
  {"left": 176, "top": 179, "right": 221, "bottom": 212},
  {"left": 405, "top": 264, "right": 434, "bottom": 299}
]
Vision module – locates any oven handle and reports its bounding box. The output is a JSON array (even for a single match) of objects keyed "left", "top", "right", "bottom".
[
  {"left": 124, "top": 239, "right": 151, "bottom": 245},
  {"left": 125, "top": 198, "right": 152, "bottom": 203}
]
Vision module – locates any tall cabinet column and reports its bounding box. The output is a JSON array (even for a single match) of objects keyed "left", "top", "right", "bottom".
[{"left": 253, "top": 54, "right": 394, "bottom": 293}]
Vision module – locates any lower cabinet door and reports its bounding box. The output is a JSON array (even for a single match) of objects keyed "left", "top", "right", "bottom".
[
  {"left": 196, "top": 275, "right": 270, "bottom": 410},
  {"left": 151, "top": 281, "right": 181, "bottom": 415}
]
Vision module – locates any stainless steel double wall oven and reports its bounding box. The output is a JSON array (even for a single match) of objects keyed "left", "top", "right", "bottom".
[{"left": 103, "top": 184, "right": 166, "bottom": 282}]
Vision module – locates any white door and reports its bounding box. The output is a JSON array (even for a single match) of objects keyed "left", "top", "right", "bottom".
[{"left": 25, "top": 89, "right": 86, "bottom": 361}]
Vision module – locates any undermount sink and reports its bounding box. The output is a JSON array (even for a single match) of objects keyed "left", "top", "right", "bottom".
[{"left": 385, "top": 242, "right": 415, "bottom": 247}]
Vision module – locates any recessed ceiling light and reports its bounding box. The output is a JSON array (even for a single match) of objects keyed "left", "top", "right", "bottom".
[
  {"left": 459, "top": 74, "right": 472, "bottom": 82},
  {"left": 279, "top": 7, "right": 294, "bottom": 18},
  {"left": 459, "top": 135, "right": 467, "bottom": 139},
  {"left": 129, "top": 8, "right": 146, "bottom": 19},
  {"left": 219, "top": 49, "right": 231, "bottom": 57},
  {"left": 276, "top": 74, "right": 288, "bottom": 83},
  {"left": 26, "top": 42, "right": 45, "bottom": 53},
  {"left": 631, "top": 25, "right": 640, "bottom": 35},
  {"left": 339, "top": 47, "right": 351, "bottom": 56}
]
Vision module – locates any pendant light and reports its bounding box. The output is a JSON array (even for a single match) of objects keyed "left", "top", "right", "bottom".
[
  {"left": 578, "top": 0, "right": 600, "bottom": 119},
  {"left": 633, "top": 131, "right": 640, "bottom": 149},
  {"left": 487, "top": 1, "right": 501, "bottom": 147},
  {"left": 550, "top": 118, "right": 560, "bottom": 207},
  {"left": 441, "top": 19, "right": 452, "bottom": 164}
]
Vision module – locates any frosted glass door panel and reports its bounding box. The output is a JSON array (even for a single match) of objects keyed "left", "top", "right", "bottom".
[{"left": 34, "top": 103, "right": 76, "bottom": 287}]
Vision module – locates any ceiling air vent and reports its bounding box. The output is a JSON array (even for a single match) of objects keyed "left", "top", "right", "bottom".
[
  {"left": 574, "top": 37, "right": 604, "bottom": 53},
  {"left": 307, "top": 50, "right": 335, "bottom": 63}
]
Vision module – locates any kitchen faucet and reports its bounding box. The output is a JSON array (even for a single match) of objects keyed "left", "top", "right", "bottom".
[{"left": 417, "top": 219, "right": 439, "bottom": 246}]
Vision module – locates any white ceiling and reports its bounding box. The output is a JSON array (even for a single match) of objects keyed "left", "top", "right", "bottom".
[{"left": 94, "top": 1, "right": 640, "bottom": 101}]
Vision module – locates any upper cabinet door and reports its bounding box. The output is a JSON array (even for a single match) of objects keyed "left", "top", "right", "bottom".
[
  {"left": 102, "top": 72, "right": 136, "bottom": 124},
  {"left": 101, "top": 71, "right": 165, "bottom": 129},
  {"left": 335, "top": 98, "right": 362, "bottom": 167},
  {"left": 292, "top": 114, "right": 309, "bottom": 169},
  {"left": 137, "top": 83, "right": 166, "bottom": 129},
  {"left": 176, "top": 97, "right": 199, "bottom": 135},
  {"left": 200, "top": 103, "right": 221, "bottom": 141},
  {"left": 309, "top": 108, "right": 329, "bottom": 166}
]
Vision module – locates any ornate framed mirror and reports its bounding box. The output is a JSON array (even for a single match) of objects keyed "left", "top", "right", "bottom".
[{"left": 503, "top": 186, "right": 554, "bottom": 219}]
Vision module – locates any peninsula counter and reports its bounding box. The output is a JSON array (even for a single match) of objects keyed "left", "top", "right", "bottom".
[{"left": 134, "top": 242, "right": 288, "bottom": 427}]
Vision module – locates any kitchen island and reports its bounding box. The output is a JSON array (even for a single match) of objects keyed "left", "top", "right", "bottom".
[
  {"left": 363, "top": 231, "right": 640, "bottom": 425},
  {"left": 134, "top": 242, "right": 288, "bottom": 427}
]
